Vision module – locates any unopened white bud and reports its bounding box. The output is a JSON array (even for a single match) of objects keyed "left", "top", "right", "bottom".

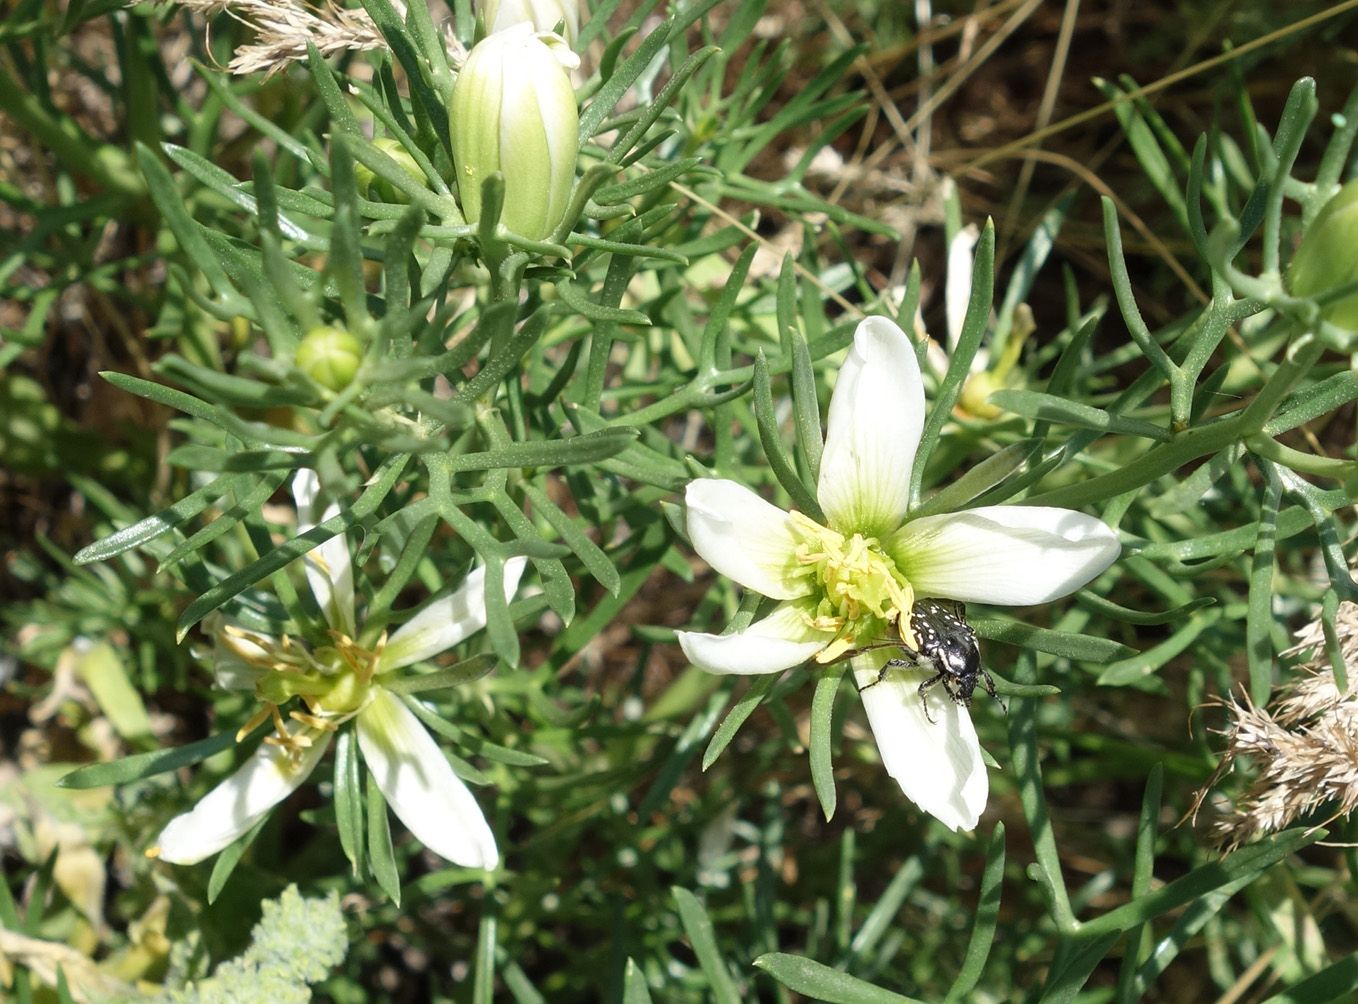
[
  {"left": 450, "top": 24, "right": 580, "bottom": 242},
  {"left": 481, "top": 0, "right": 579, "bottom": 46}
]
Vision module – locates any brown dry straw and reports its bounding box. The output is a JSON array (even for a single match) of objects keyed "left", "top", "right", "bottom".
[
  {"left": 172, "top": 0, "right": 390, "bottom": 78},
  {"left": 1195, "top": 601, "right": 1358, "bottom": 849}
]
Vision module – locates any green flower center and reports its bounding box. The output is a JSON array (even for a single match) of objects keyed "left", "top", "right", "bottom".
[
  {"left": 218, "top": 623, "right": 384, "bottom": 758},
  {"left": 789, "top": 511, "right": 916, "bottom": 662}
]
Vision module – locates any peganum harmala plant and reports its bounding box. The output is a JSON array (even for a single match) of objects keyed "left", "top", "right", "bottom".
[{"left": 12, "top": 0, "right": 1358, "bottom": 1001}]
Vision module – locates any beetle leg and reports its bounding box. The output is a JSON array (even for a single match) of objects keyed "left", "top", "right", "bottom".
[
  {"left": 916, "top": 669, "right": 945, "bottom": 724},
  {"left": 980, "top": 668, "right": 1007, "bottom": 714}
]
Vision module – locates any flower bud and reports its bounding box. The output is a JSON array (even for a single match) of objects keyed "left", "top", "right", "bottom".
[
  {"left": 450, "top": 24, "right": 579, "bottom": 242},
  {"left": 296, "top": 326, "right": 362, "bottom": 391},
  {"left": 354, "top": 138, "right": 426, "bottom": 204},
  {"left": 1289, "top": 178, "right": 1358, "bottom": 330},
  {"left": 480, "top": 0, "right": 578, "bottom": 45}
]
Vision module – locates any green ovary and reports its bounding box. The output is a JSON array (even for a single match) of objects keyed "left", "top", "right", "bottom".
[{"left": 789, "top": 512, "right": 916, "bottom": 661}]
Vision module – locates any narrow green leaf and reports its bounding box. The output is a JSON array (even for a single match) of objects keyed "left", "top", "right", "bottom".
[
  {"left": 673, "top": 888, "right": 742, "bottom": 1004},
  {"left": 444, "top": 429, "right": 638, "bottom": 473},
  {"left": 1009, "top": 653, "right": 1076, "bottom": 932},
  {"left": 593, "top": 157, "right": 704, "bottom": 204},
  {"left": 557, "top": 279, "right": 652, "bottom": 324},
  {"left": 971, "top": 619, "right": 1135, "bottom": 662},
  {"left": 58, "top": 729, "right": 240, "bottom": 789},
  {"left": 1146, "top": 445, "right": 1248, "bottom": 518},
  {"left": 1076, "top": 592, "right": 1215, "bottom": 627},
  {"left": 613, "top": 47, "right": 719, "bottom": 157},
  {"left": 1257, "top": 953, "right": 1358, "bottom": 1004},
  {"left": 1097, "top": 609, "right": 1222, "bottom": 686},
  {"left": 135, "top": 144, "right": 238, "bottom": 301},
  {"left": 622, "top": 959, "right": 654, "bottom": 1004},
  {"left": 1036, "top": 932, "right": 1122, "bottom": 1004},
  {"left": 989, "top": 389, "right": 1170, "bottom": 442},
  {"left": 809, "top": 668, "right": 841, "bottom": 821},
  {"left": 703, "top": 674, "right": 776, "bottom": 770},
  {"left": 207, "top": 813, "right": 270, "bottom": 904},
  {"left": 73, "top": 473, "right": 250, "bottom": 564},
  {"left": 1101, "top": 197, "right": 1177, "bottom": 382},
  {"left": 306, "top": 42, "right": 364, "bottom": 136},
  {"left": 753, "top": 353, "right": 823, "bottom": 521},
  {"left": 753, "top": 953, "right": 923, "bottom": 1004},
  {"left": 1116, "top": 765, "right": 1163, "bottom": 1004},
  {"left": 334, "top": 729, "right": 365, "bottom": 878},
  {"left": 520, "top": 483, "right": 621, "bottom": 595},
  {"left": 579, "top": 17, "right": 675, "bottom": 141},
  {"left": 164, "top": 445, "right": 312, "bottom": 473},
  {"left": 367, "top": 772, "right": 402, "bottom": 905},
  {"left": 908, "top": 440, "right": 1043, "bottom": 521},
  {"left": 943, "top": 826, "right": 1006, "bottom": 1001},
  {"left": 470, "top": 911, "right": 497, "bottom": 1004},
  {"left": 1248, "top": 462, "right": 1284, "bottom": 704},
  {"left": 850, "top": 858, "right": 923, "bottom": 959},
  {"left": 1079, "top": 827, "right": 1320, "bottom": 938},
  {"left": 790, "top": 329, "right": 823, "bottom": 485}
]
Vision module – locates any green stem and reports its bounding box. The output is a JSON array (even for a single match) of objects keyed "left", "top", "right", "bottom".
[
  {"left": 1245, "top": 434, "right": 1358, "bottom": 479},
  {"left": 0, "top": 71, "right": 144, "bottom": 197}
]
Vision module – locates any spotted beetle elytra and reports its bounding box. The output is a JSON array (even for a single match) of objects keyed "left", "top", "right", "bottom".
[{"left": 863, "top": 599, "right": 1005, "bottom": 723}]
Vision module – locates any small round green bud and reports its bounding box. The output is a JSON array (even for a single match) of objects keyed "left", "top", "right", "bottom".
[
  {"left": 450, "top": 24, "right": 580, "bottom": 241},
  {"left": 354, "top": 138, "right": 426, "bottom": 204},
  {"left": 296, "top": 326, "right": 362, "bottom": 391},
  {"left": 1289, "top": 178, "right": 1358, "bottom": 330}
]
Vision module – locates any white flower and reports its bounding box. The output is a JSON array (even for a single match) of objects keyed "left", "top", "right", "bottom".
[
  {"left": 153, "top": 471, "right": 526, "bottom": 869},
  {"left": 676, "top": 316, "right": 1120, "bottom": 831}
]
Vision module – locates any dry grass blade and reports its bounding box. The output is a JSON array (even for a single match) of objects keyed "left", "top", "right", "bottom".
[
  {"left": 1197, "top": 601, "right": 1358, "bottom": 850},
  {"left": 174, "top": 0, "right": 391, "bottom": 77}
]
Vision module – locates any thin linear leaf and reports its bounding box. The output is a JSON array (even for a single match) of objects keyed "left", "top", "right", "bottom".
[
  {"left": 557, "top": 279, "right": 652, "bottom": 324},
  {"left": 367, "top": 771, "right": 402, "bottom": 905},
  {"left": 753, "top": 352, "right": 823, "bottom": 521},
  {"left": 989, "top": 389, "right": 1170, "bottom": 442},
  {"left": 207, "top": 813, "right": 270, "bottom": 904},
  {"left": 970, "top": 620, "right": 1135, "bottom": 662},
  {"left": 334, "top": 729, "right": 365, "bottom": 878},
  {"left": 58, "top": 728, "right": 241, "bottom": 789},
  {"left": 753, "top": 953, "right": 924, "bottom": 1004},
  {"left": 73, "top": 472, "right": 251, "bottom": 564},
  {"left": 703, "top": 673, "right": 777, "bottom": 770},
  {"left": 809, "top": 668, "right": 841, "bottom": 821},
  {"left": 673, "top": 888, "right": 742, "bottom": 1004}
]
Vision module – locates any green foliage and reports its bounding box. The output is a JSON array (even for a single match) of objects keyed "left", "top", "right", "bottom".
[{"left": 5, "top": 2, "right": 1358, "bottom": 1004}]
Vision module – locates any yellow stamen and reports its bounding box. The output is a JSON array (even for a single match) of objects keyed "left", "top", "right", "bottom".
[{"left": 788, "top": 510, "right": 916, "bottom": 662}]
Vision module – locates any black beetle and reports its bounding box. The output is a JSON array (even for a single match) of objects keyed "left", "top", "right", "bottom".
[{"left": 866, "top": 599, "right": 1004, "bottom": 723}]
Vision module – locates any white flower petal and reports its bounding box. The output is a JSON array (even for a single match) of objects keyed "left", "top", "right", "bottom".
[
  {"left": 817, "top": 317, "right": 924, "bottom": 538},
  {"left": 889, "top": 505, "right": 1121, "bottom": 606},
  {"left": 686, "top": 479, "right": 810, "bottom": 601},
  {"left": 356, "top": 689, "right": 498, "bottom": 869},
  {"left": 946, "top": 223, "right": 980, "bottom": 351},
  {"left": 678, "top": 601, "right": 832, "bottom": 675},
  {"left": 293, "top": 470, "right": 357, "bottom": 637},
  {"left": 853, "top": 658, "right": 987, "bottom": 831},
  {"left": 380, "top": 557, "right": 528, "bottom": 671},
  {"left": 153, "top": 729, "right": 331, "bottom": 865}
]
